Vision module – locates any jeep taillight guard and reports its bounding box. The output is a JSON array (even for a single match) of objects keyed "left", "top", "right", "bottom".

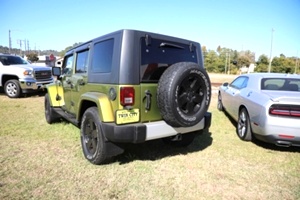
[{"left": 120, "top": 87, "right": 134, "bottom": 106}]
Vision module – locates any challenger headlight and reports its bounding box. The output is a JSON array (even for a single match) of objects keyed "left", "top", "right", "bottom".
[{"left": 23, "top": 70, "right": 33, "bottom": 76}]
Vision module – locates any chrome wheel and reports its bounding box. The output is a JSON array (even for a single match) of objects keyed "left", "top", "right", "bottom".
[
  {"left": 4, "top": 80, "right": 21, "bottom": 98},
  {"left": 237, "top": 108, "right": 252, "bottom": 141},
  {"left": 217, "top": 93, "right": 223, "bottom": 111}
]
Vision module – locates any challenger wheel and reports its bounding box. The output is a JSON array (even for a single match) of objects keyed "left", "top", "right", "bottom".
[
  {"left": 237, "top": 108, "right": 252, "bottom": 141},
  {"left": 217, "top": 93, "right": 224, "bottom": 111},
  {"left": 157, "top": 62, "right": 211, "bottom": 127}
]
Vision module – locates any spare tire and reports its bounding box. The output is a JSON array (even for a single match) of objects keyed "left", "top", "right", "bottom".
[{"left": 157, "top": 62, "right": 211, "bottom": 127}]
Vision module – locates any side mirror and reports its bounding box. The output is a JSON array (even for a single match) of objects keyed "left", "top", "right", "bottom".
[
  {"left": 52, "top": 67, "right": 61, "bottom": 76},
  {"left": 223, "top": 82, "right": 229, "bottom": 87}
]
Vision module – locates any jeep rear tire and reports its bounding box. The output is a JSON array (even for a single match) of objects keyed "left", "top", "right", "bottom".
[
  {"left": 81, "top": 107, "right": 108, "bottom": 165},
  {"left": 4, "top": 79, "right": 22, "bottom": 98},
  {"left": 157, "top": 62, "right": 211, "bottom": 127}
]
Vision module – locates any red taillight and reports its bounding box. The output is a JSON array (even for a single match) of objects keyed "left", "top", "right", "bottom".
[
  {"left": 269, "top": 105, "right": 300, "bottom": 117},
  {"left": 120, "top": 87, "right": 134, "bottom": 106},
  {"left": 279, "top": 134, "right": 295, "bottom": 139}
]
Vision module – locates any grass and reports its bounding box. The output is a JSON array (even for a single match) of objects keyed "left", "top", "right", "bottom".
[{"left": 0, "top": 74, "right": 300, "bottom": 200}]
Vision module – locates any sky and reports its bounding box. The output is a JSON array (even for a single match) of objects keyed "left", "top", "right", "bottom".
[{"left": 0, "top": 0, "right": 299, "bottom": 60}]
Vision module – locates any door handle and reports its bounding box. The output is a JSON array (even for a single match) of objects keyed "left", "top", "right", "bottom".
[
  {"left": 66, "top": 79, "right": 72, "bottom": 84},
  {"left": 78, "top": 79, "right": 85, "bottom": 85}
]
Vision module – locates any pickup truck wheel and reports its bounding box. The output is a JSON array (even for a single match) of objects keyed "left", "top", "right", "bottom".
[
  {"left": 162, "top": 132, "right": 196, "bottom": 147},
  {"left": 4, "top": 80, "right": 22, "bottom": 98},
  {"left": 81, "top": 107, "right": 108, "bottom": 165},
  {"left": 157, "top": 62, "right": 211, "bottom": 127},
  {"left": 44, "top": 94, "right": 60, "bottom": 124}
]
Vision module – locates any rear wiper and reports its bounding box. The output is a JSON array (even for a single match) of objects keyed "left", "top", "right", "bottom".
[{"left": 160, "top": 42, "right": 184, "bottom": 49}]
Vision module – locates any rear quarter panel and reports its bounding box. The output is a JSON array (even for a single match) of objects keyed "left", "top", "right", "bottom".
[{"left": 240, "top": 89, "right": 270, "bottom": 134}]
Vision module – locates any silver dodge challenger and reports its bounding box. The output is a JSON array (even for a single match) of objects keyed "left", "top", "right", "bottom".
[{"left": 218, "top": 73, "right": 300, "bottom": 147}]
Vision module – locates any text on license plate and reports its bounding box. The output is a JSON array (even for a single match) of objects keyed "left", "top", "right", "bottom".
[{"left": 116, "top": 109, "right": 139, "bottom": 124}]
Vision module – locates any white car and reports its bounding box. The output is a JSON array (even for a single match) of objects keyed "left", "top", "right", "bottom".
[{"left": 218, "top": 73, "right": 300, "bottom": 147}]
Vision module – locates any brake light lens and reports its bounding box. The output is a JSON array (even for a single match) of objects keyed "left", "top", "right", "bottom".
[
  {"left": 269, "top": 104, "right": 300, "bottom": 117},
  {"left": 120, "top": 87, "right": 134, "bottom": 106}
]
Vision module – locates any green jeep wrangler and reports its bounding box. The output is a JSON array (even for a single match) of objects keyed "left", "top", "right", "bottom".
[{"left": 45, "top": 29, "right": 212, "bottom": 165}]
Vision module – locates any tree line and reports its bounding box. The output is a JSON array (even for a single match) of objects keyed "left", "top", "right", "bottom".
[
  {"left": 0, "top": 44, "right": 298, "bottom": 74},
  {"left": 202, "top": 46, "right": 299, "bottom": 74}
]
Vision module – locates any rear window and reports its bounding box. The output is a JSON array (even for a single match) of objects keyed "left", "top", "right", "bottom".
[
  {"left": 140, "top": 37, "right": 198, "bottom": 82},
  {"left": 261, "top": 78, "right": 300, "bottom": 92}
]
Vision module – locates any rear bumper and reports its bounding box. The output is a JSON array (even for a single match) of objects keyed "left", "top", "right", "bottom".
[
  {"left": 102, "top": 112, "right": 212, "bottom": 143},
  {"left": 252, "top": 116, "right": 300, "bottom": 147},
  {"left": 254, "top": 134, "right": 300, "bottom": 147}
]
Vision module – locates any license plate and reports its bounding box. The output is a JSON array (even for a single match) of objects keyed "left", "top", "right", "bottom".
[{"left": 116, "top": 109, "right": 139, "bottom": 124}]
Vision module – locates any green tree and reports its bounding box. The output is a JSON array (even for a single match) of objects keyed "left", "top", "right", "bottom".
[
  {"left": 26, "top": 53, "right": 39, "bottom": 62},
  {"left": 204, "top": 50, "right": 219, "bottom": 72},
  {"left": 255, "top": 54, "right": 269, "bottom": 72},
  {"left": 202, "top": 45, "right": 208, "bottom": 60},
  {"left": 271, "top": 54, "right": 296, "bottom": 73},
  {"left": 59, "top": 42, "right": 82, "bottom": 57}
]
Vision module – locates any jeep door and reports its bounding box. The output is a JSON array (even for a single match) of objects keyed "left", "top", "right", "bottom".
[
  {"left": 64, "top": 48, "right": 89, "bottom": 114},
  {"left": 61, "top": 54, "right": 74, "bottom": 112}
]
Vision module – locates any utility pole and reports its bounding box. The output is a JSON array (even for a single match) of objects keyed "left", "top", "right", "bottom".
[
  {"left": 295, "top": 51, "right": 299, "bottom": 74},
  {"left": 225, "top": 52, "right": 228, "bottom": 74},
  {"left": 268, "top": 28, "right": 274, "bottom": 73},
  {"left": 24, "top": 39, "right": 27, "bottom": 54},
  {"left": 17, "top": 39, "right": 22, "bottom": 56},
  {"left": 9, "top": 30, "right": 12, "bottom": 54},
  {"left": 228, "top": 53, "right": 231, "bottom": 74}
]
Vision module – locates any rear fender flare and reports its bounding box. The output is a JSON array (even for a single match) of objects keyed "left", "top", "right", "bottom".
[{"left": 79, "top": 92, "right": 114, "bottom": 122}]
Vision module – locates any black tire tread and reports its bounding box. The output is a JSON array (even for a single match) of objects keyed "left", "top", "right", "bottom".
[
  {"left": 81, "top": 107, "right": 108, "bottom": 165},
  {"left": 157, "top": 62, "right": 211, "bottom": 127},
  {"left": 44, "top": 93, "right": 60, "bottom": 124}
]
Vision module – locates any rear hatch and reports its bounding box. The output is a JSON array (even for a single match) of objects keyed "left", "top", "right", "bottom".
[{"left": 139, "top": 36, "right": 199, "bottom": 122}]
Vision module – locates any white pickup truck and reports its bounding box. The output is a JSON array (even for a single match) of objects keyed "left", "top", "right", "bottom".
[{"left": 0, "top": 54, "right": 54, "bottom": 98}]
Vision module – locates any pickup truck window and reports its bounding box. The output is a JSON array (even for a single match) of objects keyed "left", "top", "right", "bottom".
[{"left": 0, "top": 55, "right": 29, "bottom": 65}]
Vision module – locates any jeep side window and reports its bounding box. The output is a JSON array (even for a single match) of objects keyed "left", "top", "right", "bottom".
[
  {"left": 62, "top": 55, "right": 74, "bottom": 75},
  {"left": 75, "top": 50, "right": 89, "bottom": 73},
  {"left": 91, "top": 39, "right": 114, "bottom": 73}
]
